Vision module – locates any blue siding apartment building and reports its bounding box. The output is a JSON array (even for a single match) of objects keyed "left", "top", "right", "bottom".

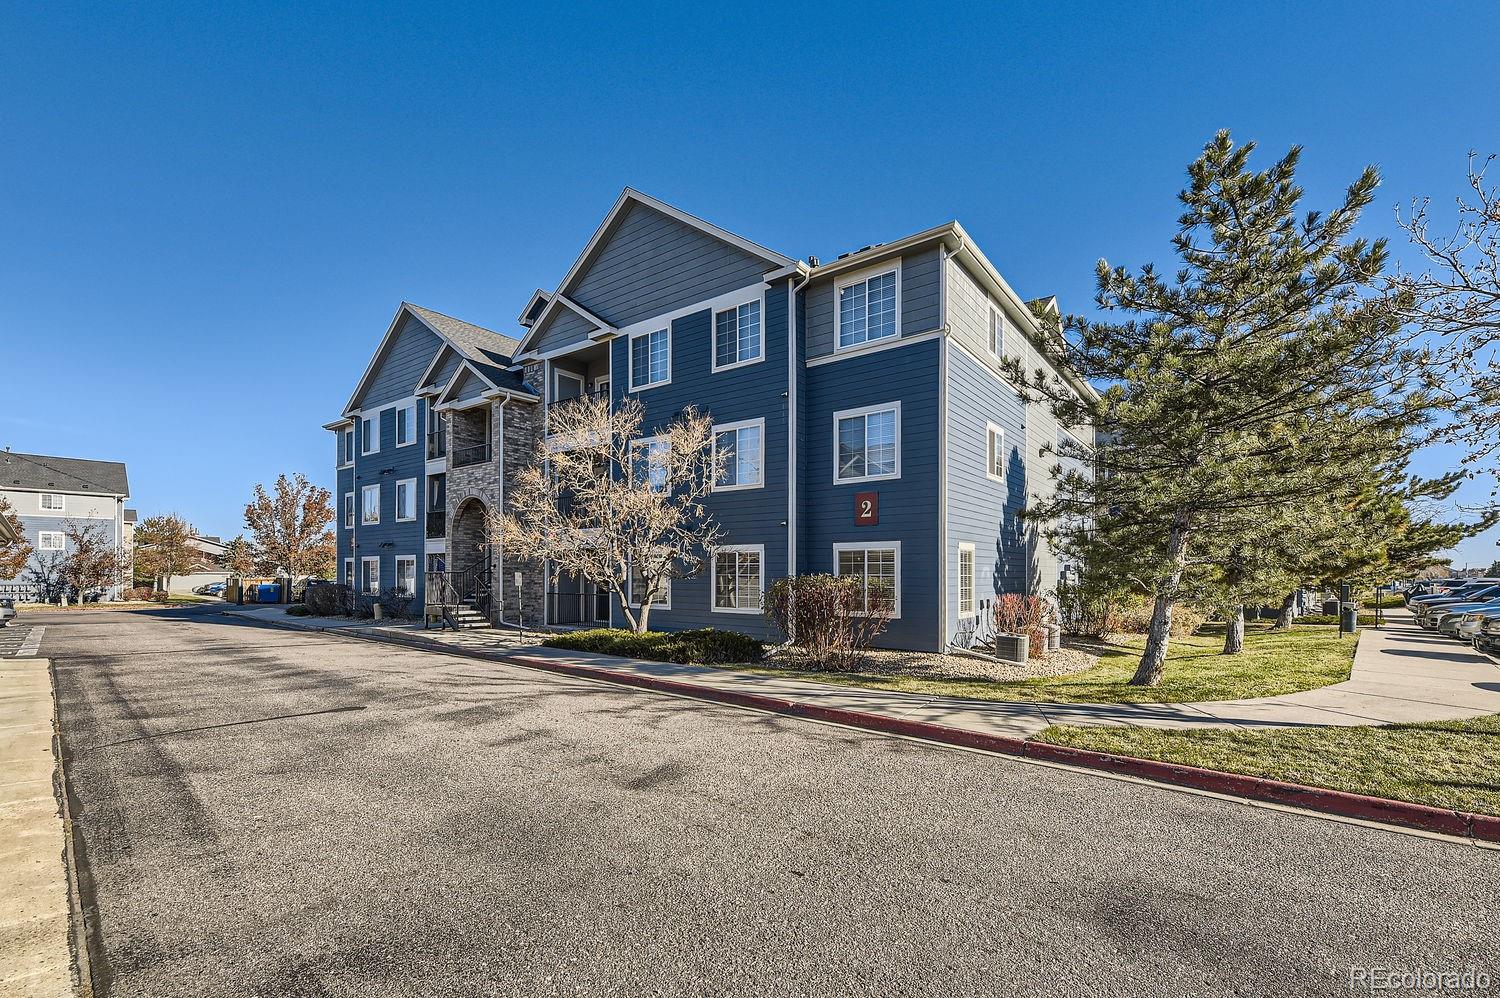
[
  {"left": 0, "top": 450, "right": 132, "bottom": 600},
  {"left": 328, "top": 189, "right": 1093, "bottom": 651}
]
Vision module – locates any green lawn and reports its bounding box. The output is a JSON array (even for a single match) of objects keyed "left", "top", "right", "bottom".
[
  {"left": 742, "top": 622, "right": 1357, "bottom": 705},
  {"left": 1037, "top": 715, "right": 1500, "bottom": 817}
]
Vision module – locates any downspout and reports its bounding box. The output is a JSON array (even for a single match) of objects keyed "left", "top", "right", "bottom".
[
  {"left": 786, "top": 266, "right": 811, "bottom": 582},
  {"left": 495, "top": 396, "right": 509, "bottom": 622}
]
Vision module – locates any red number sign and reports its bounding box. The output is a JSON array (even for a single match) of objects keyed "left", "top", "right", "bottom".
[{"left": 855, "top": 491, "right": 879, "bottom": 525}]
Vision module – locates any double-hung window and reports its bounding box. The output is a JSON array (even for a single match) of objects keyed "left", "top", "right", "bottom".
[
  {"left": 958, "top": 543, "right": 975, "bottom": 616},
  {"left": 713, "top": 545, "right": 763, "bottom": 613},
  {"left": 343, "top": 558, "right": 354, "bottom": 585},
  {"left": 834, "top": 542, "right": 901, "bottom": 617},
  {"left": 361, "top": 415, "right": 378, "bottom": 454},
  {"left": 629, "top": 561, "right": 670, "bottom": 608},
  {"left": 713, "top": 299, "right": 762, "bottom": 370},
  {"left": 629, "top": 327, "right": 670, "bottom": 390},
  {"left": 343, "top": 427, "right": 355, "bottom": 465},
  {"left": 631, "top": 437, "right": 670, "bottom": 492},
  {"left": 344, "top": 492, "right": 354, "bottom": 530},
  {"left": 396, "top": 403, "right": 417, "bottom": 447},
  {"left": 395, "top": 479, "right": 416, "bottom": 521},
  {"left": 394, "top": 556, "right": 417, "bottom": 597},
  {"left": 836, "top": 268, "right": 899, "bottom": 349},
  {"left": 361, "top": 557, "right": 380, "bottom": 595},
  {"left": 834, "top": 403, "right": 900, "bottom": 483},
  {"left": 361, "top": 484, "right": 380, "bottom": 525},
  {"left": 986, "top": 424, "right": 1006, "bottom": 482},
  {"left": 713, "top": 419, "right": 764, "bottom": 491},
  {"left": 38, "top": 531, "right": 65, "bottom": 551},
  {"left": 40, "top": 493, "right": 64, "bottom": 512},
  {"left": 988, "top": 306, "right": 1010, "bottom": 359}
]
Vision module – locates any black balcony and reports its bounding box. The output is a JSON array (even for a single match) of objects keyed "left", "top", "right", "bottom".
[
  {"left": 425, "top": 510, "right": 446, "bottom": 539},
  {"left": 546, "top": 389, "right": 610, "bottom": 421},
  {"left": 452, "top": 441, "right": 491, "bottom": 468}
]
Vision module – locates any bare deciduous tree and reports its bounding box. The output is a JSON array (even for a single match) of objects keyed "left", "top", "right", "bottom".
[
  {"left": 494, "top": 393, "right": 727, "bottom": 633},
  {"left": 0, "top": 497, "right": 30, "bottom": 580},
  {"left": 243, "top": 473, "right": 337, "bottom": 578},
  {"left": 62, "top": 520, "right": 129, "bottom": 601},
  {"left": 134, "top": 513, "right": 208, "bottom": 593}
]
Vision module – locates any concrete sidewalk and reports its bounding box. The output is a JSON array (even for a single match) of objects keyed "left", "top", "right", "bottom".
[
  {"left": 0, "top": 658, "right": 75, "bottom": 998},
  {"left": 223, "top": 604, "right": 1500, "bottom": 738}
]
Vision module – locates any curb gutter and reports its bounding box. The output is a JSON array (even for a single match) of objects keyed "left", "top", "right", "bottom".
[{"left": 232, "top": 612, "right": 1500, "bottom": 845}]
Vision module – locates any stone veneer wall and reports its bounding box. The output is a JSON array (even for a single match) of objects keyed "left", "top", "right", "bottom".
[
  {"left": 445, "top": 403, "right": 501, "bottom": 614},
  {"left": 501, "top": 363, "right": 546, "bottom": 626}
]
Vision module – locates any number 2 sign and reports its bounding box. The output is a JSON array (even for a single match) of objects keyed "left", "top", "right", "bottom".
[{"left": 854, "top": 491, "right": 879, "bottom": 526}]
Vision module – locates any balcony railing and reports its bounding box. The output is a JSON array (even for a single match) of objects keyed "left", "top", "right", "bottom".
[
  {"left": 546, "top": 389, "right": 610, "bottom": 421},
  {"left": 426, "top": 433, "right": 447, "bottom": 460},
  {"left": 426, "top": 510, "right": 446, "bottom": 539},
  {"left": 452, "top": 441, "right": 491, "bottom": 468}
]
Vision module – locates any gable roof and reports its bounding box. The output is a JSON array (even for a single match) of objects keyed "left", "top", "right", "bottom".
[
  {"left": 515, "top": 188, "right": 797, "bottom": 356},
  {"left": 517, "top": 289, "right": 551, "bottom": 328},
  {"left": 0, "top": 450, "right": 130, "bottom": 497},
  {"left": 344, "top": 302, "right": 523, "bottom": 415}
]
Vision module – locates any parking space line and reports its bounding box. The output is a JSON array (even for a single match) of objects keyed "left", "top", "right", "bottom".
[{"left": 16, "top": 627, "right": 45, "bottom": 657}]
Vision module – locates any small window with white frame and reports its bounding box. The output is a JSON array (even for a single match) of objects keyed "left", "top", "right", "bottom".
[
  {"left": 631, "top": 437, "right": 670, "bottom": 492},
  {"left": 986, "top": 424, "right": 1006, "bottom": 482},
  {"left": 343, "top": 558, "right": 354, "bottom": 585},
  {"left": 834, "top": 542, "right": 901, "bottom": 618},
  {"left": 361, "top": 415, "right": 379, "bottom": 454},
  {"left": 396, "top": 402, "right": 417, "bottom": 447},
  {"left": 394, "top": 555, "right": 417, "bottom": 597},
  {"left": 361, "top": 557, "right": 380, "bottom": 594},
  {"left": 713, "top": 418, "right": 764, "bottom": 491},
  {"left": 344, "top": 492, "right": 354, "bottom": 530},
  {"left": 341, "top": 427, "right": 355, "bottom": 465},
  {"left": 988, "top": 305, "right": 1010, "bottom": 359},
  {"left": 713, "top": 299, "right": 763, "bottom": 371},
  {"left": 395, "top": 478, "right": 416, "bottom": 521},
  {"left": 629, "top": 327, "right": 670, "bottom": 390},
  {"left": 40, "top": 493, "right": 65, "bottom": 512},
  {"left": 958, "top": 543, "right": 975, "bottom": 616},
  {"left": 712, "top": 545, "right": 763, "bottom": 613},
  {"left": 834, "top": 403, "right": 900, "bottom": 483},
  {"left": 38, "top": 530, "right": 65, "bottom": 551},
  {"left": 361, "top": 484, "right": 380, "bottom": 524},
  {"left": 836, "top": 267, "right": 899, "bottom": 349}
]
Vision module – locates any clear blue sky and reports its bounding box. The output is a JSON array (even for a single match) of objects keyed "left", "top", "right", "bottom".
[{"left": 3, "top": 2, "right": 1496, "bottom": 567}]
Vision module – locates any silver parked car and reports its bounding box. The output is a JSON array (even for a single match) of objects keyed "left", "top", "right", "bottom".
[{"left": 0, "top": 598, "right": 14, "bottom": 627}]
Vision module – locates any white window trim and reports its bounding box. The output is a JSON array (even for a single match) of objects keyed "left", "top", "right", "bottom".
[
  {"left": 343, "top": 558, "right": 354, "bottom": 586},
  {"left": 395, "top": 402, "right": 418, "bottom": 448},
  {"left": 834, "top": 264, "right": 901, "bottom": 352},
  {"left": 360, "top": 414, "right": 380, "bottom": 455},
  {"left": 37, "top": 530, "right": 65, "bottom": 551},
  {"left": 711, "top": 295, "right": 767, "bottom": 373},
  {"left": 958, "top": 542, "right": 975, "bottom": 616},
  {"left": 361, "top": 483, "right": 381, "bottom": 525},
  {"left": 361, "top": 556, "right": 381, "bottom": 594},
  {"left": 712, "top": 417, "right": 766, "bottom": 492},
  {"left": 344, "top": 492, "right": 354, "bottom": 530},
  {"left": 40, "top": 493, "right": 65, "bottom": 512},
  {"left": 628, "top": 562, "right": 672, "bottom": 609},
  {"left": 395, "top": 478, "right": 417, "bottom": 522},
  {"left": 832, "top": 401, "right": 902, "bottom": 485},
  {"left": 592, "top": 375, "right": 611, "bottom": 395},
  {"left": 711, "top": 544, "right": 765, "bottom": 615},
  {"left": 988, "top": 303, "right": 1010, "bottom": 360},
  {"left": 628, "top": 326, "right": 672, "bottom": 392},
  {"left": 339, "top": 428, "right": 355, "bottom": 468},
  {"left": 833, "top": 540, "right": 903, "bottom": 619},
  {"left": 394, "top": 555, "right": 418, "bottom": 597},
  {"left": 986, "top": 423, "right": 1006, "bottom": 483},
  {"left": 555, "top": 368, "right": 585, "bottom": 400},
  {"left": 630, "top": 435, "right": 669, "bottom": 490}
]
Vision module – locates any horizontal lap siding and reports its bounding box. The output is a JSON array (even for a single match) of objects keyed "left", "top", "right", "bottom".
[
  {"left": 424, "top": 348, "right": 463, "bottom": 392},
  {"left": 447, "top": 368, "right": 489, "bottom": 403},
  {"left": 336, "top": 461, "right": 355, "bottom": 574},
  {"left": 801, "top": 337, "right": 942, "bottom": 651},
  {"left": 945, "top": 346, "right": 1030, "bottom": 641},
  {"left": 608, "top": 285, "right": 791, "bottom": 641},
  {"left": 361, "top": 316, "right": 442, "bottom": 409},
  {"left": 803, "top": 247, "right": 942, "bottom": 360},
  {"left": 353, "top": 383, "right": 435, "bottom": 607},
  {"left": 573, "top": 203, "right": 771, "bottom": 329},
  {"left": 0, "top": 508, "right": 121, "bottom": 584},
  {"left": 532, "top": 308, "right": 596, "bottom": 356}
]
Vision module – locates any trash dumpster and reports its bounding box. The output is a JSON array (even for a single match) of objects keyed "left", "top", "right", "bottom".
[
  {"left": 1322, "top": 599, "right": 1340, "bottom": 616},
  {"left": 258, "top": 583, "right": 282, "bottom": 604}
]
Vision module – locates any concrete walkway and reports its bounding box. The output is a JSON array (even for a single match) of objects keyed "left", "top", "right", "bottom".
[
  {"left": 223, "top": 605, "right": 1500, "bottom": 738},
  {"left": 0, "top": 658, "right": 75, "bottom": 997}
]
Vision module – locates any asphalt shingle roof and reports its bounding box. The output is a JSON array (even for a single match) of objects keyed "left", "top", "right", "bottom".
[
  {"left": 406, "top": 304, "right": 522, "bottom": 366},
  {"left": 0, "top": 451, "right": 130, "bottom": 496}
]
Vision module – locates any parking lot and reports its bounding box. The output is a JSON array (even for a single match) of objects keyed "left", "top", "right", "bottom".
[{"left": 0, "top": 623, "right": 42, "bottom": 658}]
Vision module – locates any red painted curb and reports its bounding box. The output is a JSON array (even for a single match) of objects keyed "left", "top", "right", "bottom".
[{"left": 262, "top": 618, "right": 1498, "bottom": 846}]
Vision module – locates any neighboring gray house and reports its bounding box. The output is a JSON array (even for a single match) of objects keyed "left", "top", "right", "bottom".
[
  {"left": 327, "top": 189, "right": 1094, "bottom": 650},
  {"left": 0, "top": 450, "right": 132, "bottom": 600}
]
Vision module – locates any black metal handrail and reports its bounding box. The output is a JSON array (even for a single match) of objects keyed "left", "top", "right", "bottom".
[
  {"left": 452, "top": 442, "right": 491, "bottom": 468},
  {"left": 425, "top": 510, "right": 446, "bottom": 539},
  {"left": 546, "top": 589, "right": 611, "bottom": 626},
  {"left": 425, "top": 568, "right": 492, "bottom": 629},
  {"left": 547, "top": 388, "right": 609, "bottom": 418}
]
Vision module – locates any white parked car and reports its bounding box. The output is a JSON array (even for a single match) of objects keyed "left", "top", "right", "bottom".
[{"left": 0, "top": 598, "right": 15, "bottom": 627}]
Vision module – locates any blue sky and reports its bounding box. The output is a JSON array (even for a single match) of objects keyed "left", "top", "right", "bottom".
[{"left": 3, "top": 1, "right": 1496, "bottom": 567}]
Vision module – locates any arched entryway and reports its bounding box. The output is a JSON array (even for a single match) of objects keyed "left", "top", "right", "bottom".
[
  {"left": 451, "top": 497, "right": 490, "bottom": 577},
  {"left": 438, "top": 496, "right": 492, "bottom": 621}
]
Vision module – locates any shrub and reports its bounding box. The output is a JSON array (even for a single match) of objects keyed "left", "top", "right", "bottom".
[
  {"left": 993, "top": 594, "right": 1052, "bottom": 657},
  {"left": 1361, "top": 593, "right": 1404, "bottom": 609},
  {"left": 763, "top": 574, "right": 892, "bottom": 670},
  {"left": 1052, "top": 577, "right": 1122, "bottom": 639},
  {"left": 378, "top": 587, "right": 416, "bottom": 620},
  {"left": 285, "top": 604, "right": 311, "bottom": 617},
  {"left": 1296, "top": 613, "right": 1379, "bottom": 626},
  {"left": 304, "top": 581, "right": 350, "bottom": 617},
  {"left": 543, "top": 627, "right": 764, "bottom": 665},
  {"left": 1106, "top": 599, "right": 1208, "bottom": 638}
]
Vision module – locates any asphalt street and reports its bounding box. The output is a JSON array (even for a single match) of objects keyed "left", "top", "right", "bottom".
[{"left": 44, "top": 606, "right": 1499, "bottom": 997}]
